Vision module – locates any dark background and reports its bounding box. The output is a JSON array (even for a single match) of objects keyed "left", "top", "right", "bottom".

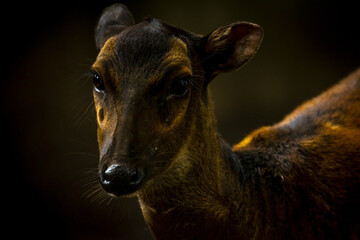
[{"left": 3, "top": 0, "right": 359, "bottom": 239}]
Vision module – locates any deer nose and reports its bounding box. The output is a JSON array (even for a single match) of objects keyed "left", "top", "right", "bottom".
[{"left": 99, "top": 164, "right": 144, "bottom": 196}]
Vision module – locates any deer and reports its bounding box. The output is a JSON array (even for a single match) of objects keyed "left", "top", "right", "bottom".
[{"left": 90, "top": 3, "right": 360, "bottom": 240}]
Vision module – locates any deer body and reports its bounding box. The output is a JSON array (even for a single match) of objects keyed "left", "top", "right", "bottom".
[
  {"left": 139, "top": 70, "right": 360, "bottom": 240},
  {"left": 91, "top": 4, "right": 360, "bottom": 239}
]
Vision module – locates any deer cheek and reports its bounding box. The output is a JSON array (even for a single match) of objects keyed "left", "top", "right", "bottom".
[{"left": 159, "top": 95, "right": 190, "bottom": 127}]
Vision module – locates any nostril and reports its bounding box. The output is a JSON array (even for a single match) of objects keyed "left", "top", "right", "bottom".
[
  {"left": 104, "top": 164, "right": 121, "bottom": 180},
  {"left": 129, "top": 169, "right": 144, "bottom": 185},
  {"left": 127, "top": 168, "right": 139, "bottom": 182},
  {"left": 100, "top": 164, "right": 124, "bottom": 185},
  {"left": 99, "top": 164, "right": 145, "bottom": 196}
]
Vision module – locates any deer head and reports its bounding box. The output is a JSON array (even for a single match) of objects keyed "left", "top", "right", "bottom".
[{"left": 91, "top": 4, "right": 263, "bottom": 197}]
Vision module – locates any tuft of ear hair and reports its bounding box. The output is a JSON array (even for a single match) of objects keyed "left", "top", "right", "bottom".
[
  {"left": 95, "top": 3, "right": 135, "bottom": 50},
  {"left": 204, "top": 22, "right": 263, "bottom": 78}
]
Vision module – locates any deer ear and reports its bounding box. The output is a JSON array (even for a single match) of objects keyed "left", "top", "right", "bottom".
[
  {"left": 95, "top": 4, "right": 135, "bottom": 50},
  {"left": 204, "top": 22, "right": 263, "bottom": 76}
]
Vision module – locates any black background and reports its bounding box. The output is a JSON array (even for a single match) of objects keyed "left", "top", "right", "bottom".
[{"left": 3, "top": 0, "right": 359, "bottom": 239}]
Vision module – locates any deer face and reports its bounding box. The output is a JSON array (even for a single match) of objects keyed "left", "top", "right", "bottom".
[{"left": 92, "top": 4, "right": 262, "bottom": 197}]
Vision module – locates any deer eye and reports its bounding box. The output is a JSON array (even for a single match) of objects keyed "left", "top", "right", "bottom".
[
  {"left": 169, "top": 78, "right": 190, "bottom": 97},
  {"left": 93, "top": 73, "right": 105, "bottom": 93}
]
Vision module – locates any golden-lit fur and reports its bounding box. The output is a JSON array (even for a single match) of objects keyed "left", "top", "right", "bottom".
[{"left": 92, "top": 4, "right": 360, "bottom": 240}]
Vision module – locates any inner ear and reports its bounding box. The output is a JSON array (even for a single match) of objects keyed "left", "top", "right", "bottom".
[
  {"left": 204, "top": 22, "right": 263, "bottom": 76},
  {"left": 95, "top": 4, "right": 135, "bottom": 50}
]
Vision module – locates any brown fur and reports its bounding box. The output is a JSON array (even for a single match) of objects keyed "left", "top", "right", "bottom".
[
  {"left": 137, "top": 71, "right": 360, "bottom": 239},
  {"left": 92, "top": 4, "right": 360, "bottom": 239}
]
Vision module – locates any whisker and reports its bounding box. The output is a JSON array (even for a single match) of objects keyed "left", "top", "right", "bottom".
[
  {"left": 98, "top": 192, "right": 114, "bottom": 205},
  {"left": 82, "top": 184, "right": 101, "bottom": 199},
  {"left": 91, "top": 187, "right": 113, "bottom": 204},
  {"left": 74, "top": 100, "right": 95, "bottom": 129},
  {"left": 78, "top": 165, "right": 115, "bottom": 205},
  {"left": 65, "top": 152, "right": 98, "bottom": 159},
  {"left": 77, "top": 176, "right": 98, "bottom": 189},
  {"left": 78, "top": 71, "right": 93, "bottom": 85}
]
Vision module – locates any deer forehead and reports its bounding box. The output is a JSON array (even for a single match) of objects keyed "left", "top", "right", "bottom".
[
  {"left": 151, "top": 38, "right": 192, "bottom": 84},
  {"left": 163, "top": 38, "right": 189, "bottom": 64},
  {"left": 99, "top": 37, "right": 117, "bottom": 60},
  {"left": 93, "top": 28, "right": 192, "bottom": 89}
]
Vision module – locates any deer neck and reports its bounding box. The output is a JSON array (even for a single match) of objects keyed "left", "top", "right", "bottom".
[{"left": 137, "top": 94, "right": 243, "bottom": 224}]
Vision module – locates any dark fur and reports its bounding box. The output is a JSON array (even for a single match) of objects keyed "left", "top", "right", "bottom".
[{"left": 92, "top": 4, "right": 360, "bottom": 240}]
